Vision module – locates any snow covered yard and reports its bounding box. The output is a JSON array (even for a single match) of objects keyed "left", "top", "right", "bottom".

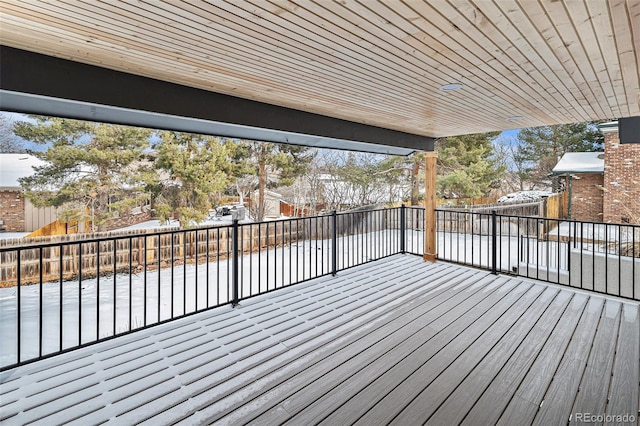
[
  {"left": 4, "top": 221, "right": 638, "bottom": 369},
  {"left": 0, "top": 230, "right": 398, "bottom": 368}
]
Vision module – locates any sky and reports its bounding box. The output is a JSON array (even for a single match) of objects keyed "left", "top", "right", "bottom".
[{"left": 493, "top": 129, "right": 520, "bottom": 147}]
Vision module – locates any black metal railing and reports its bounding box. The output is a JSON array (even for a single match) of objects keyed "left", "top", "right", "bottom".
[
  {"left": 436, "top": 209, "right": 640, "bottom": 301},
  {"left": 0, "top": 207, "right": 404, "bottom": 370},
  {"left": 3, "top": 205, "right": 637, "bottom": 370},
  {"left": 404, "top": 206, "right": 425, "bottom": 255}
]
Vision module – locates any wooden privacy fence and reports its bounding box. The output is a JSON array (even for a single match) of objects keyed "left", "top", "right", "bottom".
[
  {"left": 544, "top": 192, "right": 568, "bottom": 220},
  {"left": 437, "top": 192, "right": 568, "bottom": 220},
  {"left": 0, "top": 207, "right": 399, "bottom": 287},
  {"left": 436, "top": 210, "right": 558, "bottom": 238},
  {"left": 1, "top": 222, "right": 306, "bottom": 287},
  {"left": 436, "top": 197, "right": 498, "bottom": 207}
]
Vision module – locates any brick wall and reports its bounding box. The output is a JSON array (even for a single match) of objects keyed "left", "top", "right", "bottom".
[
  {"left": 0, "top": 189, "right": 25, "bottom": 232},
  {"left": 569, "top": 174, "right": 604, "bottom": 222},
  {"left": 603, "top": 130, "right": 640, "bottom": 224}
]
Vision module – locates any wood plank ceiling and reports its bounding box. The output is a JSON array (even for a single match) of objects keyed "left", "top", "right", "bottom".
[{"left": 0, "top": 0, "right": 639, "bottom": 138}]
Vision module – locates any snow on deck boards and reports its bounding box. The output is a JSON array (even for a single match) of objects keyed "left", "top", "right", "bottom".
[{"left": 1, "top": 256, "right": 638, "bottom": 425}]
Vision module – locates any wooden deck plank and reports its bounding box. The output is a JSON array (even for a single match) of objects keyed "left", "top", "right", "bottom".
[
  {"left": 495, "top": 293, "right": 591, "bottom": 425},
  {"left": 149, "top": 266, "right": 486, "bottom": 425},
  {"left": 73, "top": 258, "right": 459, "bottom": 425},
  {"left": 350, "top": 284, "right": 553, "bottom": 425},
  {"left": 532, "top": 297, "right": 606, "bottom": 425},
  {"left": 111, "top": 262, "right": 456, "bottom": 420},
  {"left": 238, "top": 275, "right": 516, "bottom": 426},
  {"left": 1, "top": 256, "right": 435, "bottom": 424},
  {"left": 605, "top": 303, "right": 640, "bottom": 421},
  {"left": 570, "top": 300, "right": 623, "bottom": 423},
  {"left": 390, "top": 289, "right": 579, "bottom": 426},
  {"left": 1, "top": 255, "right": 638, "bottom": 425},
  {"left": 459, "top": 289, "right": 580, "bottom": 426},
  {"left": 417, "top": 293, "right": 598, "bottom": 425}
]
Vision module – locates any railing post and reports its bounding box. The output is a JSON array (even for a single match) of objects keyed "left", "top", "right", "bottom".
[
  {"left": 232, "top": 218, "right": 239, "bottom": 307},
  {"left": 491, "top": 210, "right": 498, "bottom": 275},
  {"left": 400, "top": 204, "right": 406, "bottom": 254},
  {"left": 332, "top": 210, "right": 337, "bottom": 276}
]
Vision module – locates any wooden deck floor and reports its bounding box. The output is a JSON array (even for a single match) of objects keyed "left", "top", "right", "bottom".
[{"left": 1, "top": 255, "right": 638, "bottom": 425}]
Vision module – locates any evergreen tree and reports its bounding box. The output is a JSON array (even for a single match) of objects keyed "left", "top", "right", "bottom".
[
  {"left": 516, "top": 122, "right": 603, "bottom": 188},
  {"left": 236, "top": 141, "right": 314, "bottom": 221},
  {"left": 153, "top": 132, "right": 234, "bottom": 226},
  {"left": 436, "top": 132, "right": 505, "bottom": 198},
  {"left": 13, "top": 116, "right": 151, "bottom": 231}
]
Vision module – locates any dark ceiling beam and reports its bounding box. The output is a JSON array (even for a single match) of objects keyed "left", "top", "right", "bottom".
[{"left": 0, "top": 46, "right": 434, "bottom": 155}]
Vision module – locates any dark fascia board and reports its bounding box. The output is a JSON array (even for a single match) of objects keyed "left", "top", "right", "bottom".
[
  {"left": 619, "top": 116, "right": 640, "bottom": 144},
  {"left": 0, "top": 46, "right": 434, "bottom": 155}
]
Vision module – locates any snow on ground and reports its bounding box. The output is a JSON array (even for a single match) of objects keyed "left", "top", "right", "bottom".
[
  {"left": 117, "top": 219, "right": 180, "bottom": 231},
  {"left": 549, "top": 221, "right": 640, "bottom": 244},
  {"left": 3, "top": 225, "right": 604, "bottom": 367},
  {"left": 0, "top": 230, "right": 396, "bottom": 367},
  {"left": 117, "top": 215, "right": 254, "bottom": 232},
  {"left": 0, "top": 232, "right": 29, "bottom": 240}
]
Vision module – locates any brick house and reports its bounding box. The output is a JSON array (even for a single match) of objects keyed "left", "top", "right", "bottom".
[
  {"left": 0, "top": 153, "right": 58, "bottom": 232},
  {"left": 600, "top": 121, "right": 640, "bottom": 224},
  {"left": 552, "top": 152, "right": 604, "bottom": 222},
  {"left": 0, "top": 153, "right": 152, "bottom": 234},
  {"left": 552, "top": 121, "right": 640, "bottom": 224}
]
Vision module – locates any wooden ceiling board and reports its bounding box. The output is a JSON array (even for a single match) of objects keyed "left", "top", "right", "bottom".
[
  {"left": 4, "top": 1, "right": 419, "bottom": 128},
  {"left": 0, "top": 0, "right": 576, "bottom": 131},
  {"left": 169, "top": 1, "right": 446, "bottom": 113},
  {"left": 0, "top": 0, "right": 638, "bottom": 138},
  {"left": 609, "top": 0, "right": 640, "bottom": 116},
  {"left": 236, "top": 0, "right": 505, "bottom": 129},
  {"left": 108, "top": 0, "right": 464, "bottom": 128},
  {"left": 568, "top": 0, "right": 621, "bottom": 118},
  {"left": 403, "top": 0, "right": 569, "bottom": 124},
  {"left": 339, "top": 1, "right": 537, "bottom": 121},
  {"left": 539, "top": 0, "right": 611, "bottom": 119},
  {"left": 299, "top": 0, "right": 532, "bottom": 126},
  {"left": 463, "top": 0, "right": 594, "bottom": 120}
]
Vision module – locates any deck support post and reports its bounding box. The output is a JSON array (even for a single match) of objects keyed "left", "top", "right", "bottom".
[{"left": 423, "top": 152, "right": 438, "bottom": 262}]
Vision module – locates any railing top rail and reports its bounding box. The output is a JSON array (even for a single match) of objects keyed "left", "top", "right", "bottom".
[
  {"left": 437, "top": 200, "right": 544, "bottom": 211},
  {"left": 0, "top": 206, "right": 402, "bottom": 252},
  {"left": 435, "top": 208, "right": 542, "bottom": 220},
  {"left": 0, "top": 223, "right": 233, "bottom": 252},
  {"left": 436, "top": 208, "right": 640, "bottom": 227}
]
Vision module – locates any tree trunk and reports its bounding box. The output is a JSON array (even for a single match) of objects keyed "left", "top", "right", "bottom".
[
  {"left": 96, "top": 192, "right": 108, "bottom": 232},
  {"left": 257, "top": 143, "right": 266, "bottom": 221}
]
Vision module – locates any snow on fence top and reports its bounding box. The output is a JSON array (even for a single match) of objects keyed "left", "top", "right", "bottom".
[{"left": 497, "top": 190, "right": 554, "bottom": 203}]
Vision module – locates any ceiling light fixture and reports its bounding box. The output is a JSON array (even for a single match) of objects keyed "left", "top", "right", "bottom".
[{"left": 440, "top": 83, "right": 463, "bottom": 91}]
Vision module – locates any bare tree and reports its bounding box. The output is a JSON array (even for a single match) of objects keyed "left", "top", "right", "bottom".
[{"left": 0, "top": 113, "right": 26, "bottom": 153}]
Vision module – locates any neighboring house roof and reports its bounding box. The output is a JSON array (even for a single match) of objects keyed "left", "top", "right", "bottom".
[
  {"left": 253, "top": 190, "right": 283, "bottom": 200},
  {"left": 0, "top": 153, "right": 45, "bottom": 189},
  {"left": 552, "top": 152, "right": 604, "bottom": 174}
]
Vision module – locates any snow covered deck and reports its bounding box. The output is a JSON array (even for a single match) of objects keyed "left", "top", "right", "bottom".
[{"left": 1, "top": 255, "right": 639, "bottom": 425}]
